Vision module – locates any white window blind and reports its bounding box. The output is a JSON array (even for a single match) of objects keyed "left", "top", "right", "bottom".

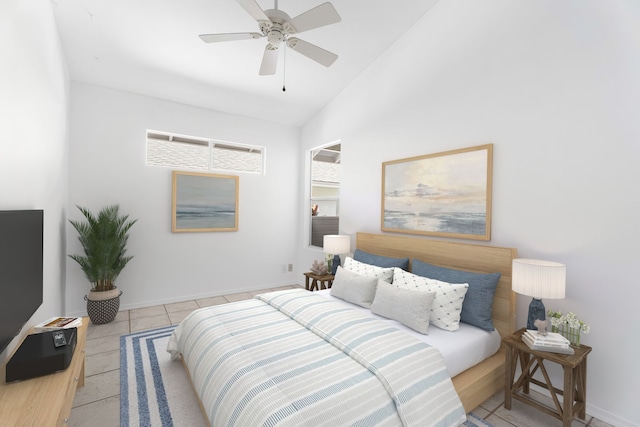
[{"left": 146, "top": 130, "right": 264, "bottom": 174}]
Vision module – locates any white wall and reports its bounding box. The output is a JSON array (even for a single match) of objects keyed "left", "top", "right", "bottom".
[
  {"left": 300, "top": 1, "right": 640, "bottom": 426},
  {"left": 0, "top": 0, "right": 69, "bottom": 362},
  {"left": 5, "top": 0, "right": 638, "bottom": 424},
  {"left": 66, "top": 83, "right": 301, "bottom": 315}
]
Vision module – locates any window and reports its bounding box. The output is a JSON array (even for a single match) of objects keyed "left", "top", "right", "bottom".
[
  {"left": 309, "top": 143, "right": 341, "bottom": 247},
  {"left": 146, "top": 130, "right": 264, "bottom": 174}
]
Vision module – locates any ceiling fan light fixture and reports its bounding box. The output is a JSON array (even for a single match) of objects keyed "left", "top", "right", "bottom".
[
  {"left": 267, "top": 28, "right": 284, "bottom": 46},
  {"left": 199, "top": 0, "right": 341, "bottom": 76}
]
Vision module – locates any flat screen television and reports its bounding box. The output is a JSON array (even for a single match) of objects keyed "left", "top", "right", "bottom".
[{"left": 0, "top": 210, "right": 44, "bottom": 355}]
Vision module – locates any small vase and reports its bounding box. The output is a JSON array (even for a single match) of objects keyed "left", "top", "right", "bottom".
[
  {"left": 552, "top": 324, "right": 581, "bottom": 346},
  {"left": 325, "top": 255, "right": 333, "bottom": 275}
]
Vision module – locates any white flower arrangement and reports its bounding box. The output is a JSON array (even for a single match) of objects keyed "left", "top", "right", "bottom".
[{"left": 547, "top": 310, "right": 590, "bottom": 334}]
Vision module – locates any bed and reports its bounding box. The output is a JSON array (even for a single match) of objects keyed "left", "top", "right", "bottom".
[{"left": 167, "top": 233, "right": 517, "bottom": 426}]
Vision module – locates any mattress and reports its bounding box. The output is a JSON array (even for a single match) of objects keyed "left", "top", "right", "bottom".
[
  {"left": 314, "top": 289, "right": 501, "bottom": 377},
  {"left": 168, "top": 289, "right": 467, "bottom": 427}
]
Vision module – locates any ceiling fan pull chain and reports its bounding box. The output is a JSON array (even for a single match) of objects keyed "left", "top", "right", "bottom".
[{"left": 282, "top": 43, "right": 287, "bottom": 92}]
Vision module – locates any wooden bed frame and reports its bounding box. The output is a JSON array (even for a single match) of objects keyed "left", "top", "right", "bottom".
[{"left": 356, "top": 232, "right": 517, "bottom": 412}]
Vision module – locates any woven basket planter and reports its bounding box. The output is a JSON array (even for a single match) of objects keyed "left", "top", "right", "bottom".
[{"left": 85, "top": 288, "right": 122, "bottom": 325}]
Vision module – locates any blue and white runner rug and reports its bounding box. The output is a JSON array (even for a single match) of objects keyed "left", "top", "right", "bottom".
[
  {"left": 120, "top": 325, "right": 494, "bottom": 427},
  {"left": 120, "top": 325, "right": 207, "bottom": 427}
]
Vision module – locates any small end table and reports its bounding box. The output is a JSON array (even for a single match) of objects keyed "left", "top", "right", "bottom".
[
  {"left": 503, "top": 328, "right": 592, "bottom": 427},
  {"left": 303, "top": 272, "right": 334, "bottom": 291}
]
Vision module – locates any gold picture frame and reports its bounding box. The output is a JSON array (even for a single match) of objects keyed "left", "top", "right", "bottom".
[
  {"left": 381, "top": 144, "right": 493, "bottom": 240},
  {"left": 172, "top": 171, "right": 239, "bottom": 232}
]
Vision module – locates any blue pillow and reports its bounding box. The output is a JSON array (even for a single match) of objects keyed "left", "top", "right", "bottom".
[
  {"left": 353, "top": 249, "right": 410, "bottom": 270},
  {"left": 411, "top": 259, "right": 501, "bottom": 331}
]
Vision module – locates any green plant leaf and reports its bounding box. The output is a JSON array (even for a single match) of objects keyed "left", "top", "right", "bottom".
[{"left": 68, "top": 205, "right": 137, "bottom": 291}]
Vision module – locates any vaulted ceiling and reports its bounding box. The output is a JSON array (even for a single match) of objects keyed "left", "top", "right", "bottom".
[{"left": 52, "top": 0, "right": 439, "bottom": 126}]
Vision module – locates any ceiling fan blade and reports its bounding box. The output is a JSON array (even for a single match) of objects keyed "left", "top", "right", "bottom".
[
  {"left": 259, "top": 46, "right": 279, "bottom": 75},
  {"left": 236, "top": 0, "right": 270, "bottom": 22},
  {"left": 288, "top": 2, "right": 341, "bottom": 34},
  {"left": 287, "top": 38, "right": 338, "bottom": 67},
  {"left": 199, "top": 33, "right": 263, "bottom": 43}
]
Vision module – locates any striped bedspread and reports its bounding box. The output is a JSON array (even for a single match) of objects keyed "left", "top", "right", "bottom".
[{"left": 167, "top": 289, "right": 466, "bottom": 427}]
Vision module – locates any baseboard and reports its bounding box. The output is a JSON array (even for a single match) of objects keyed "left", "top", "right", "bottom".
[
  {"left": 66, "top": 281, "right": 302, "bottom": 317},
  {"left": 528, "top": 383, "right": 637, "bottom": 427},
  {"left": 585, "top": 404, "right": 637, "bottom": 427}
]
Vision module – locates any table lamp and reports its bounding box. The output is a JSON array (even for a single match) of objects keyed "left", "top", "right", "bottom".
[
  {"left": 323, "top": 235, "right": 350, "bottom": 275},
  {"left": 512, "top": 258, "right": 566, "bottom": 330}
]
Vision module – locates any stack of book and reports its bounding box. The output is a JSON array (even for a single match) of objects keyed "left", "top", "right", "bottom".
[
  {"left": 33, "top": 316, "right": 82, "bottom": 333},
  {"left": 522, "top": 329, "right": 574, "bottom": 355}
]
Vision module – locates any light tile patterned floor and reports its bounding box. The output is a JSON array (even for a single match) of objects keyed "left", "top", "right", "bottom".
[{"left": 69, "top": 285, "right": 612, "bottom": 427}]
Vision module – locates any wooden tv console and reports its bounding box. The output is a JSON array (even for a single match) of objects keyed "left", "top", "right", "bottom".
[{"left": 0, "top": 318, "right": 88, "bottom": 426}]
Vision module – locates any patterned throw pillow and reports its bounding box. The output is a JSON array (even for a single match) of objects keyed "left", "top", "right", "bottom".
[
  {"left": 343, "top": 257, "right": 394, "bottom": 283},
  {"left": 411, "top": 259, "right": 500, "bottom": 331},
  {"left": 392, "top": 267, "right": 469, "bottom": 331}
]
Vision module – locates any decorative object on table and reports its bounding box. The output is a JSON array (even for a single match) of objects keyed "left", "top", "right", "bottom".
[
  {"left": 172, "top": 170, "right": 239, "bottom": 232},
  {"left": 323, "top": 234, "right": 351, "bottom": 275},
  {"left": 533, "top": 318, "right": 550, "bottom": 335},
  {"left": 69, "top": 205, "right": 137, "bottom": 324},
  {"left": 521, "top": 329, "right": 574, "bottom": 355},
  {"left": 547, "top": 309, "right": 590, "bottom": 346},
  {"left": 310, "top": 260, "right": 329, "bottom": 276},
  {"left": 512, "top": 258, "right": 566, "bottom": 330},
  {"left": 381, "top": 144, "right": 493, "bottom": 241}
]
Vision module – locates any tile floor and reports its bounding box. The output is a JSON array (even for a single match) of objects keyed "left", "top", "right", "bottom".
[{"left": 69, "top": 285, "right": 613, "bottom": 427}]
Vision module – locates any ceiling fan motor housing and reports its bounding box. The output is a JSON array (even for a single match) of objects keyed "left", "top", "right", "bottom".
[{"left": 264, "top": 9, "right": 291, "bottom": 26}]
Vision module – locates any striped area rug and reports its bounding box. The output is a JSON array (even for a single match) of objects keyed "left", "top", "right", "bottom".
[
  {"left": 120, "top": 326, "right": 494, "bottom": 427},
  {"left": 120, "top": 325, "right": 207, "bottom": 427}
]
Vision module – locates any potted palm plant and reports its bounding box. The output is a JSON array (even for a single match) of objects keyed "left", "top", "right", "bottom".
[{"left": 68, "top": 205, "right": 137, "bottom": 324}]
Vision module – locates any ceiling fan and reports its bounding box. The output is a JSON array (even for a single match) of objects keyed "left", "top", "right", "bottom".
[{"left": 199, "top": 0, "right": 341, "bottom": 76}]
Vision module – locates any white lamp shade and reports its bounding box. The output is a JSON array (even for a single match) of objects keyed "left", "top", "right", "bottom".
[
  {"left": 512, "top": 258, "right": 566, "bottom": 299},
  {"left": 323, "top": 235, "right": 350, "bottom": 255}
]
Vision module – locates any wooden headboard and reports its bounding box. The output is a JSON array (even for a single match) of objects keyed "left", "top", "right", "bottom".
[{"left": 356, "top": 232, "right": 517, "bottom": 339}]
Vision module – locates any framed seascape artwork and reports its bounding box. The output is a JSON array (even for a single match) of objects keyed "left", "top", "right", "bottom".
[
  {"left": 381, "top": 144, "right": 493, "bottom": 240},
  {"left": 172, "top": 171, "right": 239, "bottom": 232}
]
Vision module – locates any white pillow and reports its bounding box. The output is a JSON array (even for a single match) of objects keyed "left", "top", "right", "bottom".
[
  {"left": 392, "top": 267, "right": 469, "bottom": 331},
  {"left": 343, "top": 257, "right": 394, "bottom": 283},
  {"left": 371, "top": 280, "right": 436, "bottom": 334},
  {"left": 330, "top": 266, "right": 379, "bottom": 309}
]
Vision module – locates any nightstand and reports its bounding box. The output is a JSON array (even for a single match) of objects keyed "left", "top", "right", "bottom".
[
  {"left": 503, "top": 328, "right": 592, "bottom": 427},
  {"left": 303, "top": 272, "right": 334, "bottom": 291}
]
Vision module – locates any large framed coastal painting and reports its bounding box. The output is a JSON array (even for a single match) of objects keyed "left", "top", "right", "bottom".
[
  {"left": 172, "top": 171, "right": 239, "bottom": 232},
  {"left": 382, "top": 144, "right": 493, "bottom": 240}
]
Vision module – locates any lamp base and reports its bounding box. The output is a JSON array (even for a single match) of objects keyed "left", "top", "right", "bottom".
[
  {"left": 331, "top": 254, "right": 341, "bottom": 275},
  {"left": 527, "top": 298, "right": 546, "bottom": 330}
]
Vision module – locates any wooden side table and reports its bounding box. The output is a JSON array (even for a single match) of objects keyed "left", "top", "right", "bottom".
[
  {"left": 303, "top": 272, "right": 334, "bottom": 291},
  {"left": 503, "top": 328, "right": 592, "bottom": 427}
]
